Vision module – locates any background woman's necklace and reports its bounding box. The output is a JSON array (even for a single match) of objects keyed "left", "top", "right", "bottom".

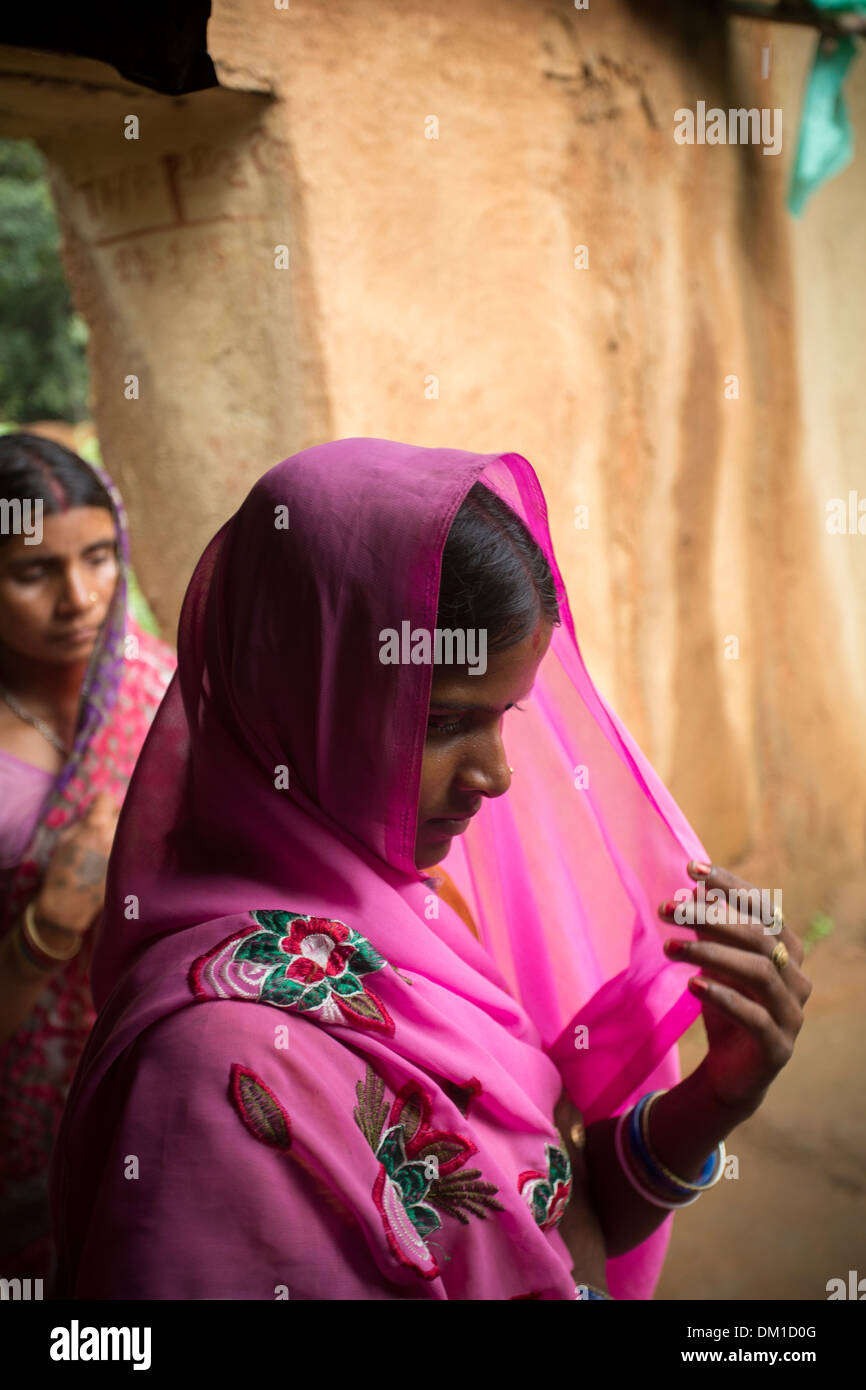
[{"left": 0, "top": 685, "right": 69, "bottom": 757}]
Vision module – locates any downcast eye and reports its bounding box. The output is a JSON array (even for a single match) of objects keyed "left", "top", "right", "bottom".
[{"left": 427, "top": 714, "right": 465, "bottom": 736}]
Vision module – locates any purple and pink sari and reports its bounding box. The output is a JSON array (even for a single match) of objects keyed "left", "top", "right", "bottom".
[
  {"left": 50, "top": 440, "right": 705, "bottom": 1300},
  {"left": 0, "top": 458, "right": 175, "bottom": 1281}
]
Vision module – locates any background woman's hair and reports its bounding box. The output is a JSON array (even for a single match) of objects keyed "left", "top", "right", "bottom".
[
  {"left": 0, "top": 432, "right": 112, "bottom": 544},
  {"left": 437, "top": 481, "right": 560, "bottom": 651}
]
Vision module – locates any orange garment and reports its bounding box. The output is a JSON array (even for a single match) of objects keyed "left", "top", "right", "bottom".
[{"left": 430, "top": 864, "right": 480, "bottom": 941}]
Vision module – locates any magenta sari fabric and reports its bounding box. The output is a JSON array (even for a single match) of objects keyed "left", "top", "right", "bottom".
[{"left": 50, "top": 440, "right": 705, "bottom": 1300}]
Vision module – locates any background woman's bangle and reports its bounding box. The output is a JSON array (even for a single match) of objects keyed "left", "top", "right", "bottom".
[
  {"left": 13, "top": 920, "right": 58, "bottom": 974},
  {"left": 22, "top": 900, "right": 83, "bottom": 962},
  {"left": 574, "top": 1284, "right": 612, "bottom": 1300}
]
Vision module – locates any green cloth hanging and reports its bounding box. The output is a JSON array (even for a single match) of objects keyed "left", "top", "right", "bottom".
[{"left": 786, "top": 5, "right": 863, "bottom": 215}]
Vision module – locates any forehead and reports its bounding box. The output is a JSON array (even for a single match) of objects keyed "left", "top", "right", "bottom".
[
  {"left": 2, "top": 506, "right": 115, "bottom": 559},
  {"left": 429, "top": 622, "right": 553, "bottom": 707}
]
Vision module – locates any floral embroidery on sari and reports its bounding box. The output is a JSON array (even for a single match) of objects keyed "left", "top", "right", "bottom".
[
  {"left": 518, "top": 1142, "right": 572, "bottom": 1232},
  {"left": 353, "top": 1064, "right": 504, "bottom": 1280},
  {"left": 229, "top": 1064, "right": 292, "bottom": 1152},
  {"left": 190, "top": 910, "right": 395, "bottom": 1037}
]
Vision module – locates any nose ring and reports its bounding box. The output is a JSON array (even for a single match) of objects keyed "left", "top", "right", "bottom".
[
  {"left": 508, "top": 766, "right": 515, "bottom": 775},
  {"left": 88, "top": 592, "right": 98, "bottom": 603}
]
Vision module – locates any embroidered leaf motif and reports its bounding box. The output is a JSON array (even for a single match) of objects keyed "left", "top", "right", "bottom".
[
  {"left": 229, "top": 1064, "right": 292, "bottom": 1152},
  {"left": 377, "top": 1126, "right": 408, "bottom": 1176},
  {"left": 409, "top": 1203, "right": 441, "bottom": 1239},
  {"left": 353, "top": 1064, "right": 389, "bottom": 1151},
  {"left": 252, "top": 909, "right": 306, "bottom": 935},
  {"left": 262, "top": 974, "right": 327, "bottom": 1009},
  {"left": 391, "top": 1159, "right": 431, "bottom": 1208},
  {"left": 345, "top": 930, "right": 387, "bottom": 975},
  {"left": 234, "top": 934, "right": 287, "bottom": 966},
  {"left": 432, "top": 1168, "right": 505, "bottom": 1223},
  {"left": 354, "top": 1063, "right": 503, "bottom": 1280},
  {"left": 391, "top": 1081, "right": 430, "bottom": 1138},
  {"left": 416, "top": 1136, "right": 473, "bottom": 1175},
  {"left": 330, "top": 972, "right": 364, "bottom": 998},
  {"left": 548, "top": 1143, "right": 571, "bottom": 1187},
  {"left": 398, "top": 1092, "right": 423, "bottom": 1143},
  {"left": 337, "top": 989, "right": 390, "bottom": 1028}
]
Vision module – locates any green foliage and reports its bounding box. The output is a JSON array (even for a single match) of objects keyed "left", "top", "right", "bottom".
[
  {"left": 0, "top": 138, "right": 90, "bottom": 422},
  {"left": 803, "top": 913, "right": 834, "bottom": 956}
]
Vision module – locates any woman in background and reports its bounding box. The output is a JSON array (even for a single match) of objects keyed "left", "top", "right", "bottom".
[{"left": 0, "top": 433, "right": 175, "bottom": 1283}]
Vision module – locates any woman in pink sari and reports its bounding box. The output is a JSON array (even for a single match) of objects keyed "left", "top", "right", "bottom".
[
  {"left": 50, "top": 440, "right": 810, "bottom": 1299},
  {"left": 0, "top": 433, "right": 175, "bottom": 1284}
]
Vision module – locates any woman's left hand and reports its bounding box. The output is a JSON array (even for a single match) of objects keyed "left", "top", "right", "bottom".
[
  {"left": 554, "top": 1088, "right": 609, "bottom": 1293},
  {"left": 659, "top": 862, "right": 812, "bottom": 1113}
]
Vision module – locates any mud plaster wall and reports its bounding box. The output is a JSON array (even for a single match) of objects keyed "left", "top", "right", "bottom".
[{"left": 0, "top": 2, "right": 863, "bottom": 938}]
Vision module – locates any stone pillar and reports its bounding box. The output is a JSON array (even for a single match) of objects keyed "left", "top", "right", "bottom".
[{"left": 0, "top": 45, "right": 332, "bottom": 624}]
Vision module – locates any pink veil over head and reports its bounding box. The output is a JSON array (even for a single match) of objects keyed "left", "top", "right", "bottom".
[{"left": 53, "top": 439, "right": 704, "bottom": 1301}]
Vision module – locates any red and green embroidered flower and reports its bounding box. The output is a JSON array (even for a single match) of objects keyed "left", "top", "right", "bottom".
[
  {"left": 190, "top": 910, "right": 394, "bottom": 1036},
  {"left": 353, "top": 1064, "right": 504, "bottom": 1279},
  {"left": 518, "top": 1143, "right": 572, "bottom": 1232}
]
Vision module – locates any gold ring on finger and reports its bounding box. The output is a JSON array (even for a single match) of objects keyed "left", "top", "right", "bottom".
[{"left": 771, "top": 942, "right": 790, "bottom": 972}]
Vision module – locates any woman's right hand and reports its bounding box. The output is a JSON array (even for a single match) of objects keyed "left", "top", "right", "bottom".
[{"left": 31, "top": 791, "right": 121, "bottom": 951}]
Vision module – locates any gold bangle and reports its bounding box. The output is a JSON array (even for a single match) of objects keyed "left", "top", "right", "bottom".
[
  {"left": 23, "top": 900, "right": 83, "bottom": 961},
  {"left": 640, "top": 1091, "right": 726, "bottom": 1192}
]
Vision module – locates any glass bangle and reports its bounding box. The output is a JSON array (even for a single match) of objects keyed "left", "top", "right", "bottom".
[
  {"left": 638, "top": 1091, "right": 726, "bottom": 1193},
  {"left": 23, "top": 901, "right": 83, "bottom": 961},
  {"left": 13, "top": 922, "right": 57, "bottom": 974},
  {"left": 627, "top": 1097, "right": 708, "bottom": 1200},
  {"left": 614, "top": 1109, "right": 703, "bottom": 1210}
]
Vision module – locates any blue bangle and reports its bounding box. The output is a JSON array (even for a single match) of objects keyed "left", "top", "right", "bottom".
[
  {"left": 640, "top": 1092, "right": 724, "bottom": 1191},
  {"left": 627, "top": 1096, "right": 692, "bottom": 1199},
  {"left": 626, "top": 1109, "right": 680, "bottom": 1199},
  {"left": 629, "top": 1091, "right": 723, "bottom": 1196}
]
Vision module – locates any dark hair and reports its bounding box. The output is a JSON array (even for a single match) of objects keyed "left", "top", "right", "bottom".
[
  {"left": 437, "top": 482, "right": 560, "bottom": 652},
  {"left": 0, "top": 432, "right": 113, "bottom": 545}
]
